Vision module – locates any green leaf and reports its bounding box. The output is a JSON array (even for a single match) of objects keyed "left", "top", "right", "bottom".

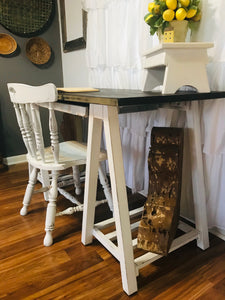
[
  {"left": 154, "top": 16, "right": 163, "bottom": 28},
  {"left": 190, "top": 0, "right": 200, "bottom": 7},
  {"left": 144, "top": 13, "right": 153, "bottom": 24},
  {"left": 162, "top": 20, "right": 169, "bottom": 33},
  {"left": 189, "top": 5, "right": 198, "bottom": 10},
  {"left": 159, "top": 1, "right": 167, "bottom": 12},
  {"left": 150, "top": 27, "right": 157, "bottom": 35},
  {"left": 148, "top": 15, "right": 160, "bottom": 27}
]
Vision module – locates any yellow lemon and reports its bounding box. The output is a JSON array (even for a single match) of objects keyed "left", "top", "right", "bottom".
[
  {"left": 192, "top": 12, "right": 201, "bottom": 21},
  {"left": 179, "top": 0, "right": 190, "bottom": 7},
  {"left": 145, "top": 14, "right": 153, "bottom": 23},
  {"left": 186, "top": 8, "right": 197, "bottom": 18},
  {"left": 148, "top": 2, "right": 155, "bottom": 13},
  {"left": 154, "top": 4, "right": 160, "bottom": 14},
  {"left": 163, "top": 9, "right": 175, "bottom": 21},
  {"left": 176, "top": 8, "right": 187, "bottom": 20},
  {"left": 166, "top": 0, "right": 177, "bottom": 10}
]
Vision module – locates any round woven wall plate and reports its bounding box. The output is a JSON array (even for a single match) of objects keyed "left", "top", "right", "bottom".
[
  {"left": 26, "top": 37, "right": 51, "bottom": 65},
  {"left": 0, "top": 33, "right": 17, "bottom": 55},
  {"left": 0, "top": 0, "right": 55, "bottom": 37}
]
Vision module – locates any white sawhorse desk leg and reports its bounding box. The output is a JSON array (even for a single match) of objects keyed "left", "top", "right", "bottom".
[
  {"left": 82, "top": 104, "right": 137, "bottom": 295},
  {"left": 82, "top": 101, "right": 209, "bottom": 295},
  {"left": 186, "top": 101, "right": 209, "bottom": 249}
]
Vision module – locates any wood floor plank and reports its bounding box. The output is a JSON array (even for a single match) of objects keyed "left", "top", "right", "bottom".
[{"left": 1, "top": 163, "right": 225, "bottom": 299}]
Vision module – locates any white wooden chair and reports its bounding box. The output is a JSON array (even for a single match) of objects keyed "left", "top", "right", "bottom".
[{"left": 7, "top": 83, "right": 112, "bottom": 246}]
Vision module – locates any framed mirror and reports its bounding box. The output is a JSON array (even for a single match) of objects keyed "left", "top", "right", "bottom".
[{"left": 59, "top": 0, "right": 87, "bottom": 53}]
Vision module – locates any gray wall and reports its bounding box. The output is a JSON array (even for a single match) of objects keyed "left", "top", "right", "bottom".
[{"left": 0, "top": 2, "right": 63, "bottom": 158}]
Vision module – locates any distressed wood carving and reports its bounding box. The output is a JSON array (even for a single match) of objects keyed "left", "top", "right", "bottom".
[{"left": 137, "top": 127, "right": 184, "bottom": 255}]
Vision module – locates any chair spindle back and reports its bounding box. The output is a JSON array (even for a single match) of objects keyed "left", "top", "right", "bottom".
[{"left": 8, "top": 83, "right": 59, "bottom": 164}]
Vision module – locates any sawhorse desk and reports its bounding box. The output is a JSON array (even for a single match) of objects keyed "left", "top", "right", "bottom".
[{"left": 58, "top": 89, "right": 225, "bottom": 295}]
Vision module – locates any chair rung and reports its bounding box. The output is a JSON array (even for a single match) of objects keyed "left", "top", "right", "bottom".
[
  {"left": 56, "top": 199, "right": 108, "bottom": 216},
  {"left": 57, "top": 187, "right": 82, "bottom": 206},
  {"left": 33, "top": 186, "right": 49, "bottom": 194}
]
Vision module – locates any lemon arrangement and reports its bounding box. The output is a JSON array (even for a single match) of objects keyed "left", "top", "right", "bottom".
[{"left": 145, "top": 0, "right": 201, "bottom": 37}]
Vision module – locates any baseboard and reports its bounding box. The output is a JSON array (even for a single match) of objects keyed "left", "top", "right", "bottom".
[
  {"left": 209, "top": 227, "right": 225, "bottom": 241},
  {"left": 6, "top": 154, "right": 27, "bottom": 165}
]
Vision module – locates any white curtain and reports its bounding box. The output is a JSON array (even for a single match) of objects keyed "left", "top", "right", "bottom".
[
  {"left": 191, "top": 0, "right": 225, "bottom": 232},
  {"left": 82, "top": 0, "right": 225, "bottom": 232}
]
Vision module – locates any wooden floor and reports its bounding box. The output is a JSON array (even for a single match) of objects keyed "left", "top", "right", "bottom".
[{"left": 1, "top": 163, "right": 225, "bottom": 299}]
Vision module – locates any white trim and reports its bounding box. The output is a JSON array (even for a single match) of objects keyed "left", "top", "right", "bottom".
[
  {"left": 209, "top": 227, "right": 225, "bottom": 241},
  {"left": 6, "top": 154, "right": 27, "bottom": 165}
]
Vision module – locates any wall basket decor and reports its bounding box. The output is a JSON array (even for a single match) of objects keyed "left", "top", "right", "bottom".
[
  {"left": 0, "top": 33, "right": 17, "bottom": 55},
  {"left": 0, "top": 0, "right": 55, "bottom": 37},
  {"left": 26, "top": 37, "right": 51, "bottom": 65}
]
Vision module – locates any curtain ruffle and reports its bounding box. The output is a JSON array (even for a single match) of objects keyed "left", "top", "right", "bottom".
[
  {"left": 88, "top": 67, "right": 142, "bottom": 89},
  {"left": 82, "top": 0, "right": 110, "bottom": 10},
  {"left": 202, "top": 99, "right": 225, "bottom": 154}
]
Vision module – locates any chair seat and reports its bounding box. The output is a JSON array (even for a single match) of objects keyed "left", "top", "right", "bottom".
[{"left": 27, "top": 140, "right": 107, "bottom": 171}]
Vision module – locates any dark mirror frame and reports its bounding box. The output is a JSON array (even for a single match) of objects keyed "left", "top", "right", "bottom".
[{"left": 59, "top": 0, "right": 87, "bottom": 53}]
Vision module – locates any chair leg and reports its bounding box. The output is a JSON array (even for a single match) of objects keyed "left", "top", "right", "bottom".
[
  {"left": 20, "top": 167, "right": 38, "bottom": 216},
  {"left": 44, "top": 170, "right": 58, "bottom": 246},
  {"left": 40, "top": 170, "right": 50, "bottom": 201},
  {"left": 98, "top": 163, "right": 113, "bottom": 212},
  {"left": 72, "top": 165, "right": 82, "bottom": 195}
]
